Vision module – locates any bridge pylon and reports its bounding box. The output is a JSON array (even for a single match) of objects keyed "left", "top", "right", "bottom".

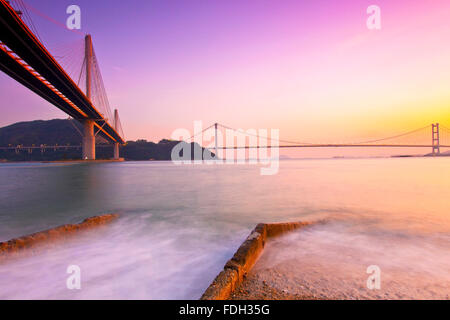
[
  {"left": 432, "top": 123, "right": 440, "bottom": 155},
  {"left": 82, "top": 119, "right": 95, "bottom": 160},
  {"left": 214, "top": 123, "right": 218, "bottom": 159},
  {"left": 82, "top": 34, "right": 95, "bottom": 160},
  {"left": 113, "top": 109, "right": 120, "bottom": 160}
]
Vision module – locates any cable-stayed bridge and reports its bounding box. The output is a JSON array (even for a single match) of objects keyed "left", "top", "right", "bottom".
[{"left": 0, "top": 0, "right": 124, "bottom": 160}]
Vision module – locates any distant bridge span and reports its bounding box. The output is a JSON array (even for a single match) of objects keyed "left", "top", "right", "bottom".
[
  {"left": 193, "top": 123, "right": 450, "bottom": 156},
  {"left": 216, "top": 144, "right": 450, "bottom": 149}
]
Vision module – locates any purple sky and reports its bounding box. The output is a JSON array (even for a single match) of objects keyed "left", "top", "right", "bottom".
[{"left": 1, "top": 0, "right": 450, "bottom": 157}]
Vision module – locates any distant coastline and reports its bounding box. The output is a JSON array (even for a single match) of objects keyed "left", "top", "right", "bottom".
[{"left": 0, "top": 119, "right": 214, "bottom": 162}]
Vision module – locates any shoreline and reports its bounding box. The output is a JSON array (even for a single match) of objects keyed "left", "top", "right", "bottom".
[{"left": 2, "top": 154, "right": 450, "bottom": 164}]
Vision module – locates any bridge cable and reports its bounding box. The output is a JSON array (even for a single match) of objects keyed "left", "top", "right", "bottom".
[
  {"left": 345, "top": 125, "right": 431, "bottom": 145},
  {"left": 9, "top": 0, "right": 42, "bottom": 43},
  {"left": 217, "top": 123, "right": 313, "bottom": 145},
  {"left": 18, "top": 0, "right": 84, "bottom": 35},
  {"left": 215, "top": 123, "right": 432, "bottom": 147},
  {"left": 188, "top": 124, "right": 216, "bottom": 142},
  {"left": 67, "top": 117, "right": 83, "bottom": 137}
]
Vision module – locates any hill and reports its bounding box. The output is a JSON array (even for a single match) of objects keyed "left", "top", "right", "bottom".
[
  {"left": 0, "top": 119, "right": 83, "bottom": 146},
  {"left": 0, "top": 119, "right": 214, "bottom": 161}
]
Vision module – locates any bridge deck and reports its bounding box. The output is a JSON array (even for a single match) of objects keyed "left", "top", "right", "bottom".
[{"left": 0, "top": 1, "right": 124, "bottom": 144}]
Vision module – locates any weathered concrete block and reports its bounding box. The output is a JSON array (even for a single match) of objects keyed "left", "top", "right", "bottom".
[
  {"left": 0, "top": 214, "right": 119, "bottom": 260},
  {"left": 266, "top": 221, "right": 309, "bottom": 238},
  {"left": 201, "top": 220, "right": 310, "bottom": 300},
  {"left": 201, "top": 268, "right": 239, "bottom": 300},
  {"left": 225, "top": 230, "right": 265, "bottom": 282}
]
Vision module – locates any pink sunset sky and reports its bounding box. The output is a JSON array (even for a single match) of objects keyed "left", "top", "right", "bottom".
[{"left": 1, "top": 0, "right": 450, "bottom": 156}]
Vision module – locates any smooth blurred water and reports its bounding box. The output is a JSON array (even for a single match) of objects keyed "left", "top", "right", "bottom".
[{"left": 0, "top": 158, "right": 449, "bottom": 299}]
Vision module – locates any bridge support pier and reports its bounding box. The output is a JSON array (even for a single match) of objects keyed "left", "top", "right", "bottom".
[{"left": 82, "top": 119, "right": 96, "bottom": 160}]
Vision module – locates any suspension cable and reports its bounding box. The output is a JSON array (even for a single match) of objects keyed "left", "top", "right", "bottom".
[
  {"left": 197, "top": 123, "right": 437, "bottom": 147},
  {"left": 218, "top": 123, "right": 313, "bottom": 145},
  {"left": 188, "top": 124, "right": 216, "bottom": 142},
  {"left": 345, "top": 125, "right": 431, "bottom": 145}
]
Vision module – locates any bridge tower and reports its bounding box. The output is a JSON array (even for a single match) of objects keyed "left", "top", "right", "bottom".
[
  {"left": 113, "top": 109, "right": 120, "bottom": 160},
  {"left": 214, "top": 123, "right": 218, "bottom": 159},
  {"left": 432, "top": 123, "right": 440, "bottom": 155},
  {"left": 82, "top": 34, "right": 95, "bottom": 160}
]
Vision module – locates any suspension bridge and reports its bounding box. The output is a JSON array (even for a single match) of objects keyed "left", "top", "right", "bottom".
[
  {"left": 0, "top": 0, "right": 124, "bottom": 160},
  {"left": 189, "top": 123, "right": 450, "bottom": 157}
]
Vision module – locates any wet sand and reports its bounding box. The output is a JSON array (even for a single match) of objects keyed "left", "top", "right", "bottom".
[
  {"left": 231, "top": 224, "right": 450, "bottom": 300},
  {"left": 230, "top": 259, "right": 337, "bottom": 300},
  {"left": 231, "top": 272, "right": 320, "bottom": 300}
]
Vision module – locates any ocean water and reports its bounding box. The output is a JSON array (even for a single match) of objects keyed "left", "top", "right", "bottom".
[{"left": 0, "top": 158, "right": 449, "bottom": 299}]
